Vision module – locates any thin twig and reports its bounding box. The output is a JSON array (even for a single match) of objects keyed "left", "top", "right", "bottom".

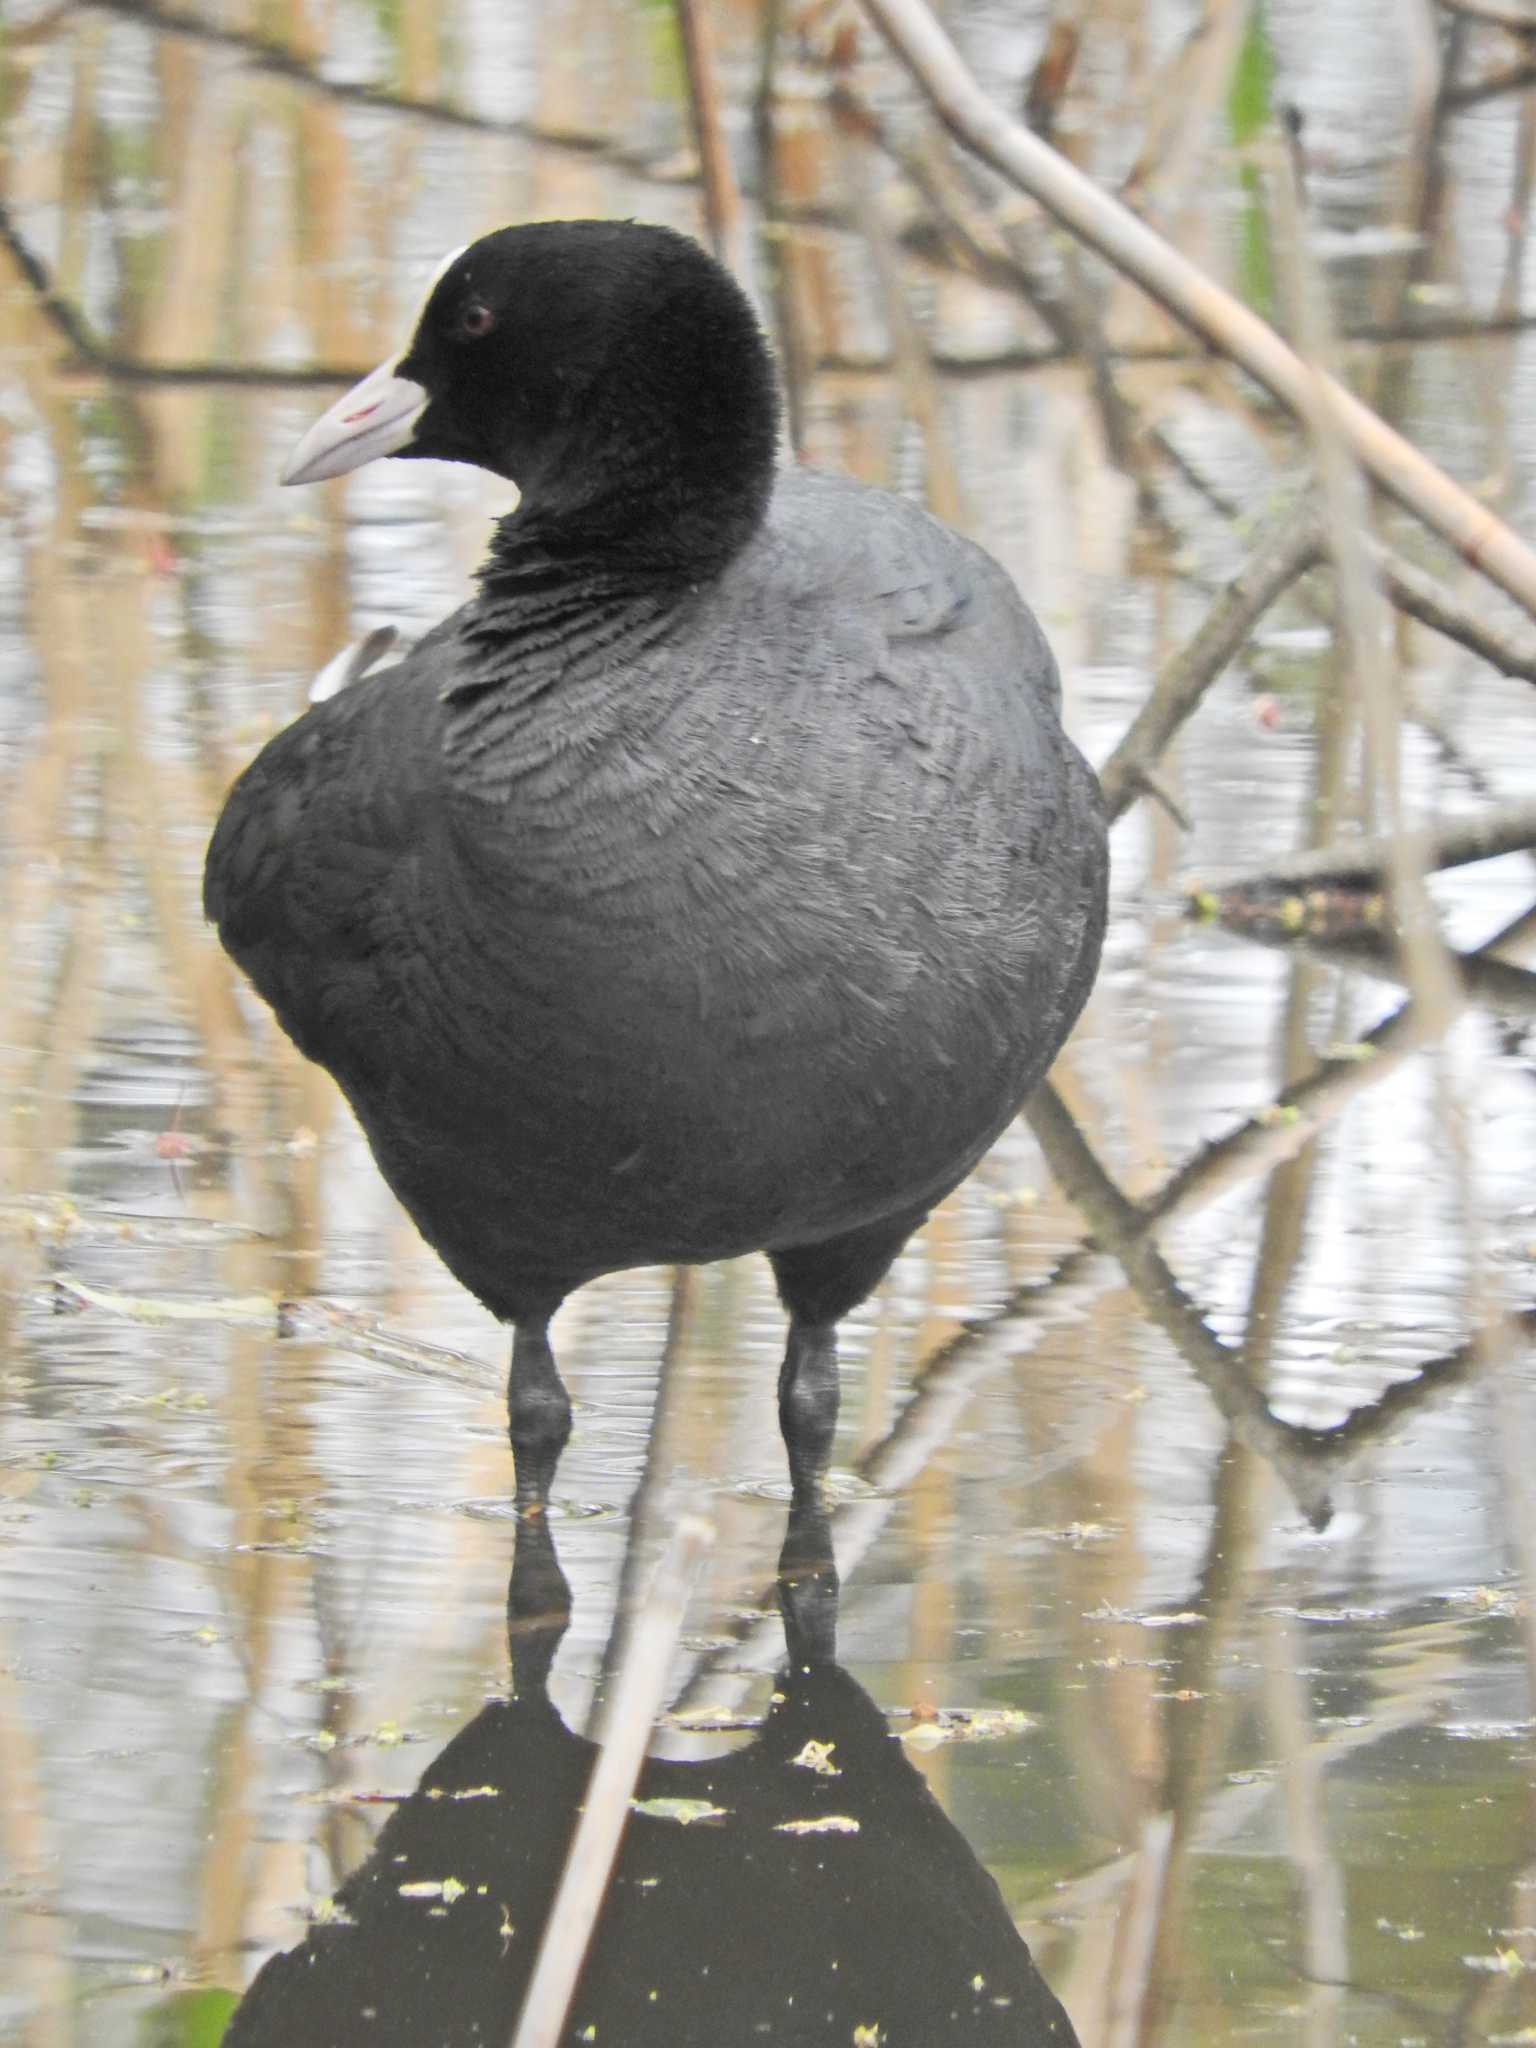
[
  {"left": 674, "top": 0, "right": 748, "bottom": 276},
  {"left": 1443, "top": 57, "right": 1536, "bottom": 108},
  {"left": 1197, "top": 917, "right": 1536, "bottom": 1017},
  {"left": 1193, "top": 796, "right": 1536, "bottom": 898},
  {"left": 510, "top": 1515, "right": 713, "bottom": 2048},
  {"left": 76, "top": 0, "right": 690, "bottom": 178},
  {"left": 752, "top": 0, "right": 810, "bottom": 451},
  {"left": 827, "top": 82, "right": 1080, "bottom": 352},
  {"left": 1097, "top": 508, "right": 1323, "bottom": 824},
  {"left": 1138, "top": 894, "right": 1536, "bottom": 1230},
  {"left": 1268, "top": 115, "right": 1469, "bottom": 1095},
  {"left": 2, "top": 1, "right": 72, "bottom": 47},
  {"left": 855, "top": 0, "right": 1536, "bottom": 619},
  {"left": 836, "top": 72, "right": 1142, "bottom": 467},
  {"left": 831, "top": 96, "right": 967, "bottom": 524},
  {"left": 1380, "top": 544, "right": 1536, "bottom": 684},
  {"left": 1436, "top": 0, "right": 1536, "bottom": 31},
  {"left": 0, "top": 198, "right": 357, "bottom": 386}
]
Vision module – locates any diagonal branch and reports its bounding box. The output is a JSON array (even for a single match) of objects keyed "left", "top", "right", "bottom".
[
  {"left": 1098, "top": 508, "right": 1323, "bottom": 824},
  {"left": 856, "top": 0, "right": 1536, "bottom": 620},
  {"left": 1025, "top": 1083, "right": 1535, "bottom": 1519},
  {"left": 1194, "top": 797, "right": 1536, "bottom": 899}
]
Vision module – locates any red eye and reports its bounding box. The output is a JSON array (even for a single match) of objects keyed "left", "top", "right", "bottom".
[{"left": 458, "top": 301, "right": 496, "bottom": 339}]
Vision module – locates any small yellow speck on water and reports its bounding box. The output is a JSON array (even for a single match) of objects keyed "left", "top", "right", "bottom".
[
  {"left": 579, "top": 2027, "right": 597, "bottom": 2041},
  {"left": 852, "top": 2026, "right": 883, "bottom": 2046},
  {"left": 398, "top": 1878, "right": 465, "bottom": 1902},
  {"left": 790, "top": 1740, "right": 840, "bottom": 1775}
]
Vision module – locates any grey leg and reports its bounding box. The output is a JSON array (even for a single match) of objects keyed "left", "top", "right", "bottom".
[
  {"left": 769, "top": 1208, "right": 928, "bottom": 1499},
  {"left": 777, "top": 1318, "right": 839, "bottom": 1500},
  {"left": 507, "top": 1318, "right": 572, "bottom": 1514}
]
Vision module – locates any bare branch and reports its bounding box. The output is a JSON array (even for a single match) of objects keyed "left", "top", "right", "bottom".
[
  {"left": 1026, "top": 1083, "right": 1536, "bottom": 1518},
  {"left": 1192, "top": 797, "right": 1536, "bottom": 899},
  {"left": 1098, "top": 509, "right": 1323, "bottom": 824},
  {"left": 674, "top": 0, "right": 748, "bottom": 276},
  {"left": 856, "top": 0, "right": 1536, "bottom": 619},
  {"left": 510, "top": 1516, "right": 713, "bottom": 2048},
  {"left": 1436, "top": 0, "right": 1536, "bottom": 33},
  {"left": 1380, "top": 545, "right": 1536, "bottom": 683}
]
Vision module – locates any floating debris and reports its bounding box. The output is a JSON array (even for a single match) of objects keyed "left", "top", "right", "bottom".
[
  {"left": 789, "top": 1740, "right": 841, "bottom": 1776},
  {"left": 660, "top": 1704, "right": 765, "bottom": 1733},
  {"left": 2, "top": 1197, "right": 265, "bottom": 1247},
  {"left": 51, "top": 1274, "right": 277, "bottom": 1330},
  {"left": 630, "top": 1797, "right": 729, "bottom": 1826},
  {"left": 898, "top": 1707, "right": 1031, "bottom": 1748}
]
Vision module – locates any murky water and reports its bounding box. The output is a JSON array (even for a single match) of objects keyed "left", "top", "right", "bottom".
[{"left": 4, "top": 1, "right": 1536, "bottom": 2044}]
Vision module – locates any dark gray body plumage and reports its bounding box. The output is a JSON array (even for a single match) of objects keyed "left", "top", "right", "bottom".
[{"left": 205, "top": 466, "right": 1106, "bottom": 1322}]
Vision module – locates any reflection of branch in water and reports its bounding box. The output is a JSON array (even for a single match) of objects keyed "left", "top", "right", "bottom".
[
  {"left": 0, "top": 197, "right": 358, "bottom": 387},
  {"left": 1192, "top": 917, "right": 1536, "bottom": 1018},
  {"left": 1137, "top": 886, "right": 1536, "bottom": 1232},
  {"left": 1028, "top": 1086, "right": 1333, "bottom": 1525},
  {"left": 1098, "top": 503, "right": 1536, "bottom": 832},
  {"left": 1138, "top": 991, "right": 1444, "bottom": 1232},
  {"left": 77, "top": 0, "right": 661, "bottom": 159},
  {"left": 1137, "top": 896, "right": 1536, "bottom": 1232},
  {"left": 672, "top": 1243, "right": 1125, "bottom": 1701},
  {"left": 1024, "top": 1083, "right": 1535, "bottom": 1522},
  {"left": 1111, "top": 1446, "right": 1271, "bottom": 2047},
  {"left": 1447, "top": 58, "right": 1536, "bottom": 110}
]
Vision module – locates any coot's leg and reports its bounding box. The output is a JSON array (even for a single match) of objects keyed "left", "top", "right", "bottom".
[
  {"left": 775, "top": 1322, "right": 840, "bottom": 1498},
  {"left": 507, "top": 1317, "right": 572, "bottom": 1515},
  {"left": 769, "top": 1207, "right": 929, "bottom": 1498}
]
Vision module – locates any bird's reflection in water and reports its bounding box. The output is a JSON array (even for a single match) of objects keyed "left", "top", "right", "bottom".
[{"left": 227, "top": 1498, "right": 1079, "bottom": 2046}]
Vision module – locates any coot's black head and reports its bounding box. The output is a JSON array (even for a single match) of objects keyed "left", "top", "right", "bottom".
[{"left": 282, "top": 220, "right": 780, "bottom": 571}]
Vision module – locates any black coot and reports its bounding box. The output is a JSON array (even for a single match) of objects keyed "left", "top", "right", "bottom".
[{"left": 205, "top": 220, "right": 1107, "bottom": 1506}]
